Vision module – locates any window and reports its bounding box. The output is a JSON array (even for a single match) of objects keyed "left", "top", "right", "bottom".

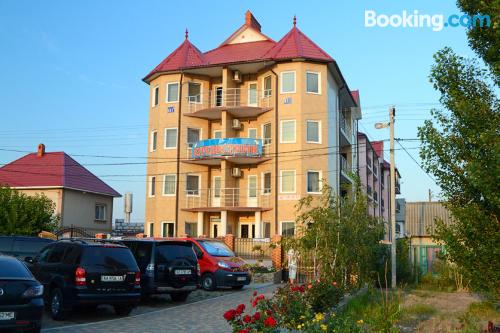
[
  {"left": 166, "top": 82, "right": 179, "bottom": 102},
  {"left": 280, "top": 71, "right": 295, "bottom": 93},
  {"left": 306, "top": 71, "right": 320, "bottom": 94},
  {"left": 281, "top": 221, "right": 295, "bottom": 237},
  {"left": 248, "top": 128, "right": 257, "bottom": 139},
  {"left": 185, "top": 222, "right": 197, "bottom": 237},
  {"left": 186, "top": 174, "right": 200, "bottom": 196},
  {"left": 164, "top": 128, "right": 177, "bottom": 149},
  {"left": 213, "top": 176, "right": 221, "bottom": 198},
  {"left": 161, "top": 222, "right": 175, "bottom": 237},
  {"left": 148, "top": 223, "right": 154, "bottom": 237},
  {"left": 263, "top": 222, "right": 271, "bottom": 238},
  {"left": 248, "top": 82, "right": 258, "bottom": 106},
  {"left": 188, "top": 82, "right": 201, "bottom": 103},
  {"left": 95, "top": 203, "right": 106, "bottom": 221},
  {"left": 48, "top": 245, "right": 65, "bottom": 263},
  {"left": 152, "top": 86, "right": 159, "bottom": 106},
  {"left": 262, "top": 123, "right": 272, "bottom": 145},
  {"left": 263, "top": 75, "right": 272, "bottom": 97},
  {"left": 240, "top": 224, "right": 255, "bottom": 239},
  {"left": 163, "top": 174, "right": 176, "bottom": 196},
  {"left": 263, "top": 172, "right": 271, "bottom": 194},
  {"left": 149, "top": 176, "right": 156, "bottom": 197},
  {"left": 150, "top": 131, "right": 157, "bottom": 152},
  {"left": 280, "top": 170, "right": 296, "bottom": 193},
  {"left": 213, "top": 130, "right": 222, "bottom": 139},
  {"left": 306, "top": 120, "right": 321, "bottom": 143},
  {"left": 248, "top": 175, "right": 257, "bottom": 198},
  {"left": 307, "top": 171, "right": 321, "bottom": 193},
  {"left": 280, "top": 120, "right": 296, "bottom": 143},
  {"left": 187, "top": 128, "right": 201, "bottom": 148}
]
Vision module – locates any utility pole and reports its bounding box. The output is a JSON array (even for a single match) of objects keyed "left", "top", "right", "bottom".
[{"left": 389, "top": 106, "right": 396, "bottom": 289}]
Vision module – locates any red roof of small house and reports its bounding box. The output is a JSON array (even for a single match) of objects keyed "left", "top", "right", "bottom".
[
  {"left": 351, "top": 90, "right": 360, "bottom": 106},
  {"left": 204, "top": 40, "right": 276, "bottom": 65},
  {"left": 371, "top": 141, "right": 384, "bottom": 158},
  {"left": 0, "top": 149, "right": 120, "bottom": 197}
]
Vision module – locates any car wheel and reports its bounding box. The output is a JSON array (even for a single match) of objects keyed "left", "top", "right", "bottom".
[
  {"left": 232, "top": 285, "right": 244, "bottom": 290},
  {"left": 170, "top": 292, "right": 190, "bottom": 302},
  {"left": 50, "top": 288, "right": 70, "bottom": 321},
  {"left": 114, "top": 305, "right": 134, "bottom": 316},
  {"left": 201, "top": 273, "right": 216, "bottom": 291}
]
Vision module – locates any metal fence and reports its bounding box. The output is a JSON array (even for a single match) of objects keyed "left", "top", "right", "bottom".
[
  {"left": 234, "top": 238, "right": 272, "bottom": 259},
  {"left": 54, "top": 226, "right": 94, "bottom": 239}
]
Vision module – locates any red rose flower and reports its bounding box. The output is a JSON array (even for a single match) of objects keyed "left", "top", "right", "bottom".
[
  {"left": 243, "top": 315, "right": 252, "bottom": 323},
  {"left": 236, "top": 303, "right": 245, "bottom": 314},
  {"left": 266, "top": 309, "right": 273, "bottom": 316},
  {"left": 253, "top": 290, "right": 257, "bottom": 296},
  {"left": 223, "top": 309, "right": 237, "bottom": 321},
  {"left": 264, "top": 316, "right": 277, "bottom": 327},
  {"left": 239, "top": 329, "right": 249, "bottom": 333},
  {"left": 253, "top": 311, "right": 261, "bottom": 321}
]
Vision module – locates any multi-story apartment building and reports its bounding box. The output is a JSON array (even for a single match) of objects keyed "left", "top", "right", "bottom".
[
  {"left": 358, "top": 133, "right": 401, "bottom": 241},
  {"left": 142, "top": 11, "right": 361, "bottom": 239}
]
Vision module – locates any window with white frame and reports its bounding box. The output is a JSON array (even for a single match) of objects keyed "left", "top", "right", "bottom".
[
  {"left": 263, "top": 172, "right": 271, "bottom": 194},
  {"left": 263, "top": 75, "right": 272, "bottom": 97},
  {"left": 186, "top": 174, "right": 200, "bottom": 196},
  {"left": 307, "top": 170, "right": 321, "bottom": 193},
  {"left": 280, "top": 71, "right": 295, "bottom": 93},
  {"left": 213, "top": 130, "right": 222, "bottom": 139},
  {"left": 164, "top": 128, "right": 177, "bottom": 149},
  {"left": 188, "top": 82, "right": 201, "bottom": 103},
  {"left": 280, "top": 120, "right": 296, "bottom": 143},
  {"left": 148, "top": 223, "right": 154, "bottom": 237},
  {"left": 149, "top": 176, "right": 156, "bottom": 197},
  {"left": 281, "top": 221, "right": 295, "bottom": 237},
  {"left": 166, "top": 82, "right": 179, "bottom": 102},
  {"left": 306, "top": 120, "right": 321, "bottom": 143},
  {"left": 187, "top": 128, "right": 201, "bottom": 147},
  {"left": 248, "top": 128, "right": 257, "bottom": 139},
  {"left": 150, "top": 131, "right": 157, "bottom": 152},
  {"left": 152, "top": 86, "right": 159, "bottom": 106},
  {"left": 306, "top": 71, "right": 320, "bottom": 94},
  {"left": 161, "top": 221, "right": 175, "bottom": 237},
  {"left": 185, "top": 222, "right": 197, "bottom": 237},
  {"left": 163, "top": 174, "right": 176, "bottom": 196},
  {"left": 263, "top": 123, "right": 272, "bottom": 145},
  {"left": 95, "top": 203, "right": 106, "bottom": 221},
  {"left": 280, "top": 170, "right": 296, "bottom": 193},
  {"left": 248, "top": 82, "right": 258, "bottom": 106}
]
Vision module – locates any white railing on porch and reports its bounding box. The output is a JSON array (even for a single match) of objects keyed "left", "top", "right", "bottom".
[
  {"left": 186, "top": 88, "right": 273, "bottom": 113},
  {"left": 184, "top": 188, "right": 271, "bottom": 209}
]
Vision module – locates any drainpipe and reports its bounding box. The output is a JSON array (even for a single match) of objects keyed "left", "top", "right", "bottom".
[
  {"left": 270, "top": 68, "right": 279, "bottom": 236},
  {"left": 174, "top": 72, "right": 184, "bottom": 237}
]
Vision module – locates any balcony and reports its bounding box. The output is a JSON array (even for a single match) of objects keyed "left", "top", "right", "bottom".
[
  {"left": 182, "top": 188, "right": 272, "bottom": 212},
  {"left": 183, "top": 138, "right": 271, "bottom": 166},
  {"left": 340, "top": 155, "right": 354, "bottom": 183},
  {"left": 339, "top": 112, "right": 352, "bottom": 146},
  {"left": 367, "top": 185, "right": 373, "bottom": 198},
  {"left": 373, "top": 191, "right": 378, "bottom": 203},
  {"left": 184, "top": 88, "right": 273, "bottom": 120}
]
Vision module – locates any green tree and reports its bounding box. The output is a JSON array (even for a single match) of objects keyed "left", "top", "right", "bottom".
[
  {"left": 418, "top": 48, "right": 500, "bottom": 296},
  {"left": 0, "top": 186, "right": 59, "bottom": 236}
]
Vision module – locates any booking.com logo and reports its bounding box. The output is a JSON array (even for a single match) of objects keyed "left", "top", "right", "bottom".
[{"left": 365, "top": 10, "right": 491, "bottom": 32}]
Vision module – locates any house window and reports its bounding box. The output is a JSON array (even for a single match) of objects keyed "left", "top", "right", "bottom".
[
  {"left": 166, "top": 82, "right": 179, "bottom": 102},
  {"left": 152, "top": 86, "right": 159, "bottom": 106},
  {"left": 307, "top": 171, "right": 321, "bottom": 193},
  {"left": 188, "top": 82, "right": 201, "bottom": 103},
  {"left": 95, "top": 204, "right": 106, "bottom": 221},
  {"left": 263, "top": 172, "right": 271, "bottom": 194},
  {"left": 281, "top": 221, "right": 295, "bottom": 237},
  {"left": 186, "top": 174, "right": 200, "bottom": 196},
  {"left": 306, "top": 120, "right": 321, "bottom": 143},
  {"left": 213, "top": 130, "right": 222, "bottom": 139},
  {"left": 163, "top": 174, "right": 176, "bottom": 196},
  {"left": 263, "top": 75, "right": 272, "bottom": 97},
  {"left": 240, "top": 224, "right": 255, "bottom": 239},
  {"left": 280, "top": 71, "right": 296, "bottom": 93},
  {"left": 149, "top": 176, "right": 156, "bottom": 197},
  {"left": 148, "top": 223, "right": 154, "bottom": 237},
  {"left": 150, "top": 131, "right": 157, "bottom": 152},
  {"left": 306, "top": 71, "right": 320, "bottom": 94},
  {"left": 164, "top": 128, "right": 177, "bottom": 149},
  {"left": 263, "top": 222, "right": 271, "bottom": 238},
  {"left": 280, "top": 120, "right": 296, "bottom": 143},
  {"left": 161, "top": 222, "right": 175, "bottom": 237},
  {"left": 263, "top": 123, "right": 272, "bottom": 145},
  {"left": 185, "top": 222, "right": 197, "bottom": 237},
  {"left": 187, "top": 128, "right": 201, "bottom": 148},
  {"left": 248, "top": 83, "right": 258, "bottom": 106},
  {"left": 280, "top": 170, "right": 296, "bottom": 193},
  {"left": 248, "top": 128, "right": 257, "bottom": 139}
]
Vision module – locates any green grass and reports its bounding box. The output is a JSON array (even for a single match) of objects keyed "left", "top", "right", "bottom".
[
  {"left": 403, "top": 303, "right": 437, "bottom": 317},
  {"left": 458, "top": 301, "right": 500, "bottom": 333}
]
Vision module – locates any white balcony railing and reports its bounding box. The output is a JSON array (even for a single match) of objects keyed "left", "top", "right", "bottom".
[
  {"left": 340, "top": 155, "right": 352, "bottom": 174},
  {"left": 186, "top": 88, "right": 273, "bottom": 113},
  {"left": 184, "top": 188, "right": 271, "bottom": 209}
]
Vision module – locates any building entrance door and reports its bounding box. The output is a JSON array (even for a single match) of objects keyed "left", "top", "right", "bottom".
[
  {"left": 238, "top": 216, "right": 255, "bottom": 239},
  {"left": 210, "top": 217, "right": 221, "bottom": 238}
]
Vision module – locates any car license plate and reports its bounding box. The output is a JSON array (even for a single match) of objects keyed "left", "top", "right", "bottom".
[
  {"left": 0, "top": 312, "right": 15, "bottom": 320},
  {"left": 101, "top": 275, "right": 124, "bottom": 282},
  {"left": 237, "top": 276, "right": 246, "bottom": 281},
  {"left": 174, "top": 270, "right": 191, "bottom": 275}
]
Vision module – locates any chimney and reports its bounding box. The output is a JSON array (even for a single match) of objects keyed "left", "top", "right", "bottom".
[
  {"left": 37, "top": 143, "right": 45, "bottom": 157},
  {"left": 245, "top": 10, "right": 261, "bottom": 32}
]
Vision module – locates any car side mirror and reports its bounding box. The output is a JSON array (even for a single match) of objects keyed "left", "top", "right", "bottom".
[{"left": 24, "top": 257, "right": 34, "bottom": 264}]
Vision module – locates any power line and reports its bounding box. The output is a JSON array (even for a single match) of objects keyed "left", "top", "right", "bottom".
[{"left": 396, "top": 139, "right": 437, "bottom": 184}]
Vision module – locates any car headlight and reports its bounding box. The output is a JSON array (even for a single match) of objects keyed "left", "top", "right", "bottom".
[
  {"left": 22, "top": 285, "right": 43, "bottom": 298},
  {"left": 217, "top": 261, "right": 230, "bottom": 269}
]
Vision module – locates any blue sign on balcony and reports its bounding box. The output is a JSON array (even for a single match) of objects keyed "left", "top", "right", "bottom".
[{"left": 192, "top": 138, "right": 263, "bottom": 159}]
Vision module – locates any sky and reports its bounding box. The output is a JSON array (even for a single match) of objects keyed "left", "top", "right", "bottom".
[{"left": 0, "top": 0, "right": 475, "bottom": 223}]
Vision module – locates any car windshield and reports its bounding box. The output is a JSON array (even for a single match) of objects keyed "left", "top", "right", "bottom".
[
  {"left": 198, "top": 241, "right": 234, "bottom": 257},
  {"left": 81, "top": 246, "right": 138, "bottom": 271},
  {"left": 0, "top": 258, "right": 32, "bottom": 279},
  {"left": 156, "top": 243, "right": 195, "bottom": 263}
]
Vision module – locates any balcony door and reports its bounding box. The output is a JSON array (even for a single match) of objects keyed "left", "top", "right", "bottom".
[
  {"left": 248, "top": 82, "right": 258, "bottom": 107},
  {"left": 212, "top": 176, "right": 221, "bottom": 207},
  {"left": 214, "top": 86, "right": 223, "bottom": 107},
  {"left": 247, "top": 175, "right": 258, "bottom": 207}
]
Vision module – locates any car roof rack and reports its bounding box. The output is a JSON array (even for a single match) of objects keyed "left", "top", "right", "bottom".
[{"left": 58, "top": 237, "right": 125, "bottom": 246}]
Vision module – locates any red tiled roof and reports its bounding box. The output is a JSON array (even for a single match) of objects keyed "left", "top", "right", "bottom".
[
  {"left": 0, "top": 152, "right": 120, "bottom": 197},
  {"left": 351, "top": 90, "right": 360, "bottom": 106},
  {"left": 371, "top": 141, "right": 384, "bottom": 157},
  {"left": 204, "top": 40, "right": 276, "bottom": 65}
]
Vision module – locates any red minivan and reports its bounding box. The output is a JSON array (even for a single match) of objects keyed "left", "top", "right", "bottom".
[{"left": 184, "top": 238, "right": 251, "bottom": 291}]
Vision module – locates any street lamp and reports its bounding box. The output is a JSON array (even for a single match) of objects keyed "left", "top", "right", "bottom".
[{"left": 375, "top": 106, "right": 396, "bottom": 289}]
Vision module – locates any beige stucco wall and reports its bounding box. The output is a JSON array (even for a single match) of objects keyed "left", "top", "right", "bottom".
[{"left": 16, "top": 188, "right": 64, "bottom": 217}]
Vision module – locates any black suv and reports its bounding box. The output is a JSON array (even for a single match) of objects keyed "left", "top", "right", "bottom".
[
  {"left": 29, "top": 238, "right": 141, "bottom": 320},
  {"left": 0, "top": 236, "right": 54, "bottom": 263},
  {"left": 120, "top": 239, "right": 199, "bottom": 302}
]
